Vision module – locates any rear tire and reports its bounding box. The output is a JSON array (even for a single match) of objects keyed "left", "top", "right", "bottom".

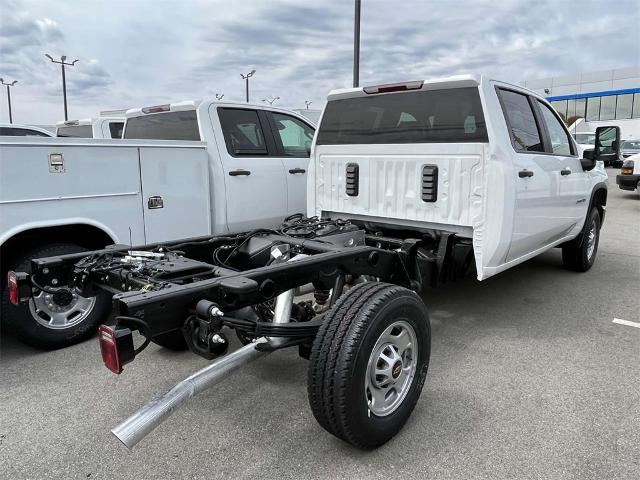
[
  {"left": 307, "top": 282, "right": 430, "bottom": 448},
  {"left": 562, "top": 208, "right": 601, "bottom": 272},
  {"left": 2, "top": 243, "right": 111, "bottom": 350}
]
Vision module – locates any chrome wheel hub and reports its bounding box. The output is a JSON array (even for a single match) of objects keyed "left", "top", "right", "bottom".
[
  {"left": 365, "top": 320, "right": 418, "bottom": 417},
  {"left": 29, "top": 288, "right": 96, "bottom": 329},
  {"left": 586, "top": 219, "right": 597, "bottom": 260}
]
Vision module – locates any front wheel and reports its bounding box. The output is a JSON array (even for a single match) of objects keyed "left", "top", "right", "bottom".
[
  {"left": 2, "top": 243, "right": 112, "bottom": 349},
  {"left": 307, "top": 282, "right": 430, "bottom": 448},
  {"left": 562, "top": 208, "right": 601, "bottom": 272}
]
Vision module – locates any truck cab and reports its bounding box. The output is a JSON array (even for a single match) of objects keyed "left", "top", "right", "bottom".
[{"left": 123, "top": 100, "right": 315, "bottom": 233}]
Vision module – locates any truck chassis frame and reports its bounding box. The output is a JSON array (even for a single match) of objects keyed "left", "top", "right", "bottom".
[{"left": 13, "top": 217, "right": 471, "bottom": 448}]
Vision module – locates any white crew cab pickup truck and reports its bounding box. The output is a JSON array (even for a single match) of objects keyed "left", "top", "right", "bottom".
[
  {"left": 1, "top": 100, "right": 315, "bottom": 348},
  {"left": 309, "top": 75, "right": 610, "bottom": 280}
]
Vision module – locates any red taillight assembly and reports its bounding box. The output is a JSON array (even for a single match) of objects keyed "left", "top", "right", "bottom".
[
  {"left": 98, "top": 324, "right": 135, "bottom": 374},
  {"left": 7, "top": 271, "right": 19, "bottom": 305},
  {"left": 363, "top": 80, "right": 423, "bottom": 94}
]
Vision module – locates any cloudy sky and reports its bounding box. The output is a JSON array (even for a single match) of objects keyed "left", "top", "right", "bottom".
[{"left": 0, "top": 0, "right": 638, "bottom": 124}]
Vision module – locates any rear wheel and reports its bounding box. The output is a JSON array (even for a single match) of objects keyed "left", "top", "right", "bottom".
[
  {"left": 2, "top": 243, "right": 111, "bottom": 349},
  {"left": 307, "top": 282, "right": 430, "bottom": 448},
  {"left": 562, "top": 208, "right": 601, "bottom": 272}
]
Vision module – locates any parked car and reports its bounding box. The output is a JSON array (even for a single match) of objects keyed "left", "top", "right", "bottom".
[
  {"left": 0, "top": 123, "right": 54, "bottom": 137},
  {"left": 0, "top": 101, "right": 315, "bottom": 349},
  {"left": 616, "top": 152, "right": 640, "bottom": 194},
  {"left": 55, "top": 114, "right": 125, "bottom": 139},
  {"left": 7, "top": 75, "right": 616, "bottom": 451},
  {"left": 621, "top": 139, "right": 640, "bottom": 158}
]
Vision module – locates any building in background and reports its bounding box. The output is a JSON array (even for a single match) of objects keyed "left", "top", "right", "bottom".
[{"left": 522, "top": 68, "right": 640, "bottom": 140}]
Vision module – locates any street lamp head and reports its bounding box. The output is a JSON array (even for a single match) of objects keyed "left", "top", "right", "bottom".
[
  {"left": 61, "top": 55, "right": 67, "bottom": 62},
  {"left": 71, "top": 59, "right": 79, "bottom": 65},
  {"left": 45, "top": 53, "right": 54, "bottom": 62},
  {"left": 11, "top": 80, "right": 17, "bottom": 86}
]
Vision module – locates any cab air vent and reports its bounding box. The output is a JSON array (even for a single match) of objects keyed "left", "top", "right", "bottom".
[
  {"left": 421, "top": 165, "right": 438, "bottom": 202},
  {"left": 346, "top": 163, "right": 359, "bottom": 197}
]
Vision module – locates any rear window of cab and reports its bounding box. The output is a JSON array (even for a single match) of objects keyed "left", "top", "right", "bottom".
[{"left": 316, "top": 87, "right": 487, "bottom": 145}]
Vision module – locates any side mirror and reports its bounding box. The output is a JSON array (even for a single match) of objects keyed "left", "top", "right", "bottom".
[{"left": 593, "top": 125, "right": 621, "bottom": 162}]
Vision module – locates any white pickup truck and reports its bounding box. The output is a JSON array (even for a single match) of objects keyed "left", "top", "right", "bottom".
[
  {"left": 8, "top": 75, "right": 618, "bottom": 450},
  {"left": 1, "top": 100, "right": 315, "bottom": 348}
]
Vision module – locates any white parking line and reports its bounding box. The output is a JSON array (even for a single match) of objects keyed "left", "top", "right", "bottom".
[{"left": 613, "top": 318, "right": 640, "bottom": 329}]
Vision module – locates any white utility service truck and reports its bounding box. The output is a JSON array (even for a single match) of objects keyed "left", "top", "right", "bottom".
[
  {"left": 8, "top": 75, "right": 617, "bottom": 449},
  {"left": 1, "top": 101, "right": 315, "bottom": 348}
]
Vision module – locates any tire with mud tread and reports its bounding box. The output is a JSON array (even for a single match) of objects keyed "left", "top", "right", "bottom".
[
  {"left": 307, "top": 282, "right": 430, "bottom": 448},
  {"left": 562, "top": 208, "right": 601, "bottom": 272},
  {"left": 2, "top": 243, "right": 111, "bottom": 349}
]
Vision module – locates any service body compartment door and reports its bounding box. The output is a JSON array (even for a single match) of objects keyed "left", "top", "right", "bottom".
[{"left": 139, "top": 145, "right": 211, "bottom": 243}]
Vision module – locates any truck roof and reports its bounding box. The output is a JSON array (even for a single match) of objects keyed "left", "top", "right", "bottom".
[
  {"left": 55, "top": 116, "right": 125, "bottom": 127},
  {"left": 125, "top": 99, "right": 314, "bottom": 121},
  {"left": 325, "top": 74, "right": 538, "bottom": 101}
]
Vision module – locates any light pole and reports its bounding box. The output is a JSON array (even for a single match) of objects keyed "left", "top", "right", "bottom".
[
  {"left": 305, "top": 100, "right": 312, "bottom": 110},
  {"left": 45, "top": 54, "right": 79, "bottom": 121},
  {"left": 353, "top": 0, "right": 361, "bottom": 87},
  {"left": 0, "top": 78, "right": 17, "bottom": 123},
  {"left": 215, "top": 93, "right": 224, "bottom": 100},
  {"left": 240, "top": 70, "right": 256, "bottom": 103},
  {"left": 262, "top": 96, "right": 280, "bottom": 106}
]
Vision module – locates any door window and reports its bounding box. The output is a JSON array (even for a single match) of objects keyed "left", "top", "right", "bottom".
[
  {"left": 537, "top": 101, "right": 574, "bottom": 156},
  {"left": 109, "top": 122, "right": 124, "bottom": 138},
  {"left": 271, "top": 113, "right": 314, "bottom": 157},
  {"left": 497, "top": 89, "right": 543, "bottom": 152},
  {"left": 218, "top": 108, "right": 268, "bottom": 156}
]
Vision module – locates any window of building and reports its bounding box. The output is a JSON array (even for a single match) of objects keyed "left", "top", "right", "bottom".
[
  {"left": 599, "top": 95, "right": 616, "bottom": 121},
  {"left": 614, "top": 94, "right": 633, "bottom": 120},
  {"left": 632, "top": 93, "right": 640, "bottom": 118},
  {"left": 586, "top": 97, "right": 600, "bottom": 121},
  {"left": 497, "top": 89, "right": 543, "bottom": 152}
]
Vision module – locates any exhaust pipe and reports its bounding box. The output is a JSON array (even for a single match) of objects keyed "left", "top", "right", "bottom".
[{"left": 111, "top": 337, "right": 269, "bottom": 449}]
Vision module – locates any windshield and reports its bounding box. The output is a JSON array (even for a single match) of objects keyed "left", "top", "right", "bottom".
[
  {"left": 57, "top": 125, "right": 93, "bottom": 138},
  {"left": 316, "top": 87, "right": 487, "bottom": 145},
  {"left": 621, "top": 140, "right": 640, "bottom": 151},
  {"left": 573, "top": 133, "right": 596, "bottom": 145}
]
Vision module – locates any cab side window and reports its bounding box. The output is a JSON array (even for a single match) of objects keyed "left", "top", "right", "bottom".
[
  {"left": 537, "top": 101, "right": 574, "bottom": 156},
  {"left": 271, "top": 113, "right": 314, "bottom": 157},
  {"left": 218, "top": 108, "right": 268, "bottom": 156},
  {"left": 497, "top": 89, "right": 544, "bottom": 152}
]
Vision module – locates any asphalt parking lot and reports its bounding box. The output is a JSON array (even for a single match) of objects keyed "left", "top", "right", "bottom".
[{"left": 1, "top": 170, "right": 638, "bottom": 480}]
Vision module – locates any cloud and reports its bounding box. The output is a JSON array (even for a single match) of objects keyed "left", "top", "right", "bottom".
[{"left": 0, "top": 0, "right": 638, "bottom": 124}]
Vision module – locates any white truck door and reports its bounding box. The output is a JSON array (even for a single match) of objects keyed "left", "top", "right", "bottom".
[
  {"left": 265, "top": 111, "right": 314, "bottom": 216},
  {"left": 139, "top": 145, "right": 211, "bottom": 243},
  {"left": 535, "top": 100, "right": 590, "bottom": 232},
  {"left": 496, "top": 88, "right": 566, "bottom": 262},
  {"left": 213, "top": 107, "right": 288, "bottom": 233}
]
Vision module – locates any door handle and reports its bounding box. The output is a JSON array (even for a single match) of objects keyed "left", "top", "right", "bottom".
[
  {"left": 229, "top": 169, "right": 251, "bottom": 176},
  {"left": 560, "top": 168, "right": 572, "bottom": 176},
  {"left": 288, "top": 168, "right": 306, "bottom": 174},
  {"left": 518, "top": 169, "right": 534, "bottom": 178}
]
